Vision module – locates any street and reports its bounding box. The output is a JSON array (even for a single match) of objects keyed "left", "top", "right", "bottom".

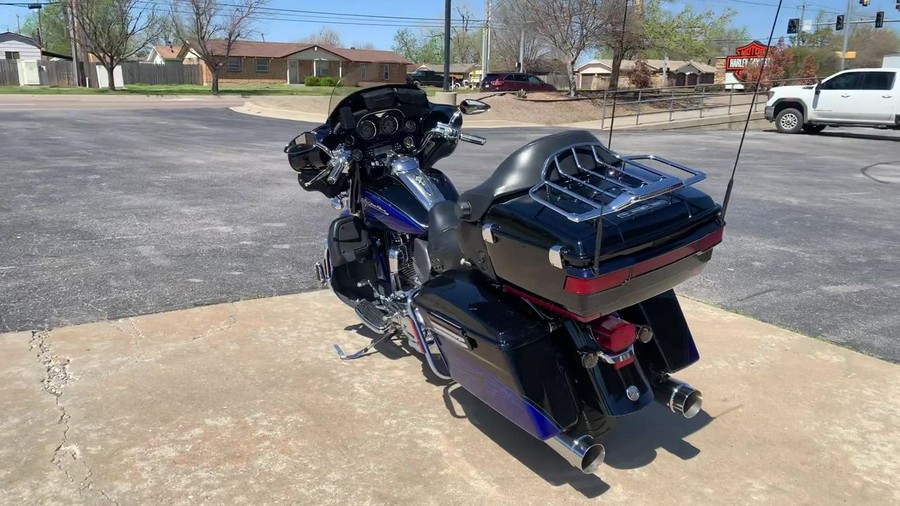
[{"left": 1, "top": 105, "right": 899, "bottom": 361}]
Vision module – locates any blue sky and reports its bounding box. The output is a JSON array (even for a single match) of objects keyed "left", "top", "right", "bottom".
[{"left": 1, "top": 0, "right": 897, "bottom": 53}]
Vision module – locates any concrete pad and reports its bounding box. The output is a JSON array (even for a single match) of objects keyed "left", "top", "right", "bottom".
[{"left": 1, "top": 291, "right": 898, "bottom": 504}]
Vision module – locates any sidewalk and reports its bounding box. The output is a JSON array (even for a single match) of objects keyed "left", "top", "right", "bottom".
[{"left": 2, "top": 291, "right": 898, "bottom": 504}]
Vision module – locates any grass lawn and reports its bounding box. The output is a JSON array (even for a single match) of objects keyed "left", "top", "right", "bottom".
[{"left": 0, "top": 83, "right": 439, "bottom": 96}]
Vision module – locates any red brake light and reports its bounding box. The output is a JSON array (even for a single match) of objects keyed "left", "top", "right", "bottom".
[
  {"left": 590, "top": 316, "right": 636, "bottom": 353},
  {"left": 565, "top": 227, "right": 724, "bottom": 296},
  {"left": 492, "top": 79, "right": 503, "bottom": 85}
]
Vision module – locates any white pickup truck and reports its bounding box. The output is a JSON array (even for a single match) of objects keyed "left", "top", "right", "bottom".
[{"left": 764, "top": 68, "right": 900, "bottom": 133}]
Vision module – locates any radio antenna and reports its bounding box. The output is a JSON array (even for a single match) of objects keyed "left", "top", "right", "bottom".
[
  {"left": 606, "top": 0, "right": 632, "bottom": 149},
  {"left": 721, "top": 0, "right": 785, "bottom": 220}
]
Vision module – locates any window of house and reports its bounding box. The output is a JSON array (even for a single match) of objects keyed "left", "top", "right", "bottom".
[
  {"left": 256, "top": 57, "right": 269, "bottom": 73},
  {"left": 227, "top": 57, "right": 241, "bottom": 72},
  {"left": 383, "top": 64, "right": 390, "bottom": 80},
  {"left": 4, "top": 51, "right": 20, "bottom": 60},
  {"left": 315, "top": 61, "right": 331, "bottom": 77},
  {"left": 360, "top": 64, "right": 367, "bottom": 79}
]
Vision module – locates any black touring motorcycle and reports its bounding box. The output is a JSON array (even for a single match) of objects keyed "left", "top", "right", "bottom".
[{"left": 285, "top": 69, "right": 725, "bottom": 474}]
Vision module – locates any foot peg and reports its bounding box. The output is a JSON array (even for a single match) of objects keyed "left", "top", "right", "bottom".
[
  {"left": 314, "top": 262, "right": 327, "bottom": 286},
  {"left": 355, "top": 299, "right": 390, "bottom": 334}
]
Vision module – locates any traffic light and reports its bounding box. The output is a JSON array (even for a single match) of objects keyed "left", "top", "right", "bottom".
[
  {"left": 836, "top": 15, "right": 845, "bottom": 30},
  {"left": 875, "top": 10, "right": 884, "bottom": 28},
  {"left": 787, "top": 18, "right": 799, "bottom": 34},
  {"left": 860, "top": 0, "right": 869, "bottom": 6}
]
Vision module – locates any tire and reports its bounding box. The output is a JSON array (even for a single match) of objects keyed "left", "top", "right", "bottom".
[
  {"left": 775, "top": 108, "right": 803, "bottom": 134},
  {"left": 802, "top": 124, "right": 826, "bottom": 134},
  {"left": 574, "top": 404, "right": 616, "bottom": 439}
]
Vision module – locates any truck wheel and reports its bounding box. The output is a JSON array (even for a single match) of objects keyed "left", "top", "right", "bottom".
[
  {"left": 775, "top": 108, "right": 803, "bottom": 134},
  {"left": 802, "top": 124, "right": 826, "bottom": 134}
]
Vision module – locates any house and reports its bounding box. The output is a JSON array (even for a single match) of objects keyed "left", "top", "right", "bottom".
[
  {"left": 147, "top": 45, "right": 201, "bottom": 65},
  {"left": 576, "top": 58, "right": 718, "bottom": 89},
  {"left": 408, "top": 63, "right": 478, "bottom": 85},
  {"left": 180, "top": 40, "right": 411, "bottom": 86},
  {"left": 0, "top": 32, "right": 42, "bottom": 61}
]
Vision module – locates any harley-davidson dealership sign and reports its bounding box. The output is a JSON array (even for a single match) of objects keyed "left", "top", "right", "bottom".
[{"left": 725, "top": 41, "right": 771, "bottom": 71}]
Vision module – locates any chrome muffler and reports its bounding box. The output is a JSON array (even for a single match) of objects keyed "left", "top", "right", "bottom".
[
  {"left": 653, "top": 376, "right": 703, "bottom": 419},
  {"left": 545, "top": 432, "right": 606, "bottom": 474}
]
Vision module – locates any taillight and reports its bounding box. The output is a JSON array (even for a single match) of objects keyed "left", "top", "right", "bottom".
[
  {"left": 492, "top": 79, "right": 503, "bottom": 86},
  {"left": 564, "top": 228, "right": 724, "bottom": 296},
  {"left": 590, "top": 315, "right": 636, "bottom": 353}
]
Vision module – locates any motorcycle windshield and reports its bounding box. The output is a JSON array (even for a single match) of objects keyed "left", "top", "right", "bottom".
[{"left": 327, "top": 65, "right": 410, "bottom": 115}]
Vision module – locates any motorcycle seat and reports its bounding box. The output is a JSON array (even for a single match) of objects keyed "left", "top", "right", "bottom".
[{"left": 455, "top": 130, "right": 605, "bottom": 222}]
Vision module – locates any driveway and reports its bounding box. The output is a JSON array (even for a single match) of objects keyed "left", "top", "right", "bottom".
[{"left": 0, "top": 107, "right": 898, "bottom": 361}]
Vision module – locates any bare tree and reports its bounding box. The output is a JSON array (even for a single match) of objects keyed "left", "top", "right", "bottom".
[
  {"left": 171, "top": 0, "right": 266, "bottom": 94},
  {"left": 449, "top": 6, "right": 481, "bottom": 64},
  {"left": 493, "top": 0, "right": 550, "bottom": 72},
  {"left": 68, "top": 0, "right": 164, "bottom": 90},
  {"left": 520, "top": 0, "right": 607, "bottom": 96},
  {"left": 599, "top": 0, "right": 645, "bottom": 92},
  {"left": 300, "top": 27, "right": 342, "bottom": 47}
]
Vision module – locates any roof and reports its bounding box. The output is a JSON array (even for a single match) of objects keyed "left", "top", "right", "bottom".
[
  {"left": 197, "top": 40, "right": 410, "bottom": 63},
  {"left": 151, "top": 45, "right": 183, "bottom": 60},
  {"left": 410, "top": 63, "right": 478, "bottom": 74},
  {"left": 577, "top": 58, "right": 714, "bottom": 75},
  {"left": 0, "top": 31, "right": 40, "bottom": 48}
]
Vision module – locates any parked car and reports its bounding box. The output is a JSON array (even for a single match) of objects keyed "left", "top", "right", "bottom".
[
  {"left": 765, "top": 68, "right": 900, "bottom": 134},
  {"left": 406, "top": 70, "right": 446, "bottom": 87},
  {"left": 480, "top": 72, "right": 558, "bottom": 92}
]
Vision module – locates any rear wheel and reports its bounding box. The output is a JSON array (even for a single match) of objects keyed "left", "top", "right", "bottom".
[
  {"left": 775, "top": 108, "right": 803, "bottom": 134},
  {"left": 802, "top": 124, "right": 826, "bottom": 134},
  {"left": 575, "top": 404, "right": 615, "bottom": 438}
]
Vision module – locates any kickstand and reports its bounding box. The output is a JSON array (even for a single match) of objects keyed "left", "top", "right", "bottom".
[{"left": 334, "top": 333, "right": 392, "bottom": 361}]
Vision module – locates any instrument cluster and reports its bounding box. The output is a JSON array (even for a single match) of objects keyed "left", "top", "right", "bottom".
[{"left": 354, "top": 109, "right": 419, "bottom": 153}]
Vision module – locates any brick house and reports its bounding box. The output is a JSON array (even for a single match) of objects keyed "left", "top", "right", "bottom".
[{"left": 179, "top": 40, "right": 411, "bottom": 86}]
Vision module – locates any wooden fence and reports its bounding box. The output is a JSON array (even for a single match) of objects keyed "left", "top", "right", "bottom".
[
  {"left": 121, "top": 62, "right": 202, "bottom": 85},
  {"left": 0, "top": 60, "right": 19, "bottom": 86}
]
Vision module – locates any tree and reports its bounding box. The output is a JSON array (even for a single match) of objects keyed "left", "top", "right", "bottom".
[
  {"left": 492, "top": 0, "right": 553, "bottom": 72},
  {"left": 629, "top": 57, "right": 653, "bottom": 88},
  {"left": 171, "top": 0, "right": 267, "bottom": 94},
  {"left": 447, "top": 5, "right": 482, "bottom": 64},
  {"left": 22, "top": 4, "right": 70, "bottom": 55},
  {"left": 520, "top": 0, "right": 607, "bottom": 97},
  {"left": 300, "top": 27, "right": 342, "bottom": 47},
  {"left": 69, "top": 0, "right": 164, "bottom": 90},
  {"left": 737, "top": 38, "right": 787, "bottom": 91},
  {"left": 799, "top": 55, "right": 818, "bottom": 84},
  {"left": 599, "top": 0, "right": 645, "bottom": 92},
  {"left": 847, "top": 26, "right": 900, "bottom": 68},
  {"left": 391, "top": 28, "right": 443, "bottom": 64}
]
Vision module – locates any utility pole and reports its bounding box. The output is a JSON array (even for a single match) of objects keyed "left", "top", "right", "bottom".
[
  {"left": 518, "top": 28, "right": 525, "bottom": 73},
  {"left": 840, "top": 0, "right": 853, "bottom": 70},
  {"left": 480, "top": 0, "right": 491, "bottom": 82},
  {"left": 798, "top": 1, "right": 806, "bottom": 45},
  {"left": 16, "top": 14, "right": 20, "bottom": 34},
  {"left": 65, "top": 1, "right": 81, "bottom": 87},
  {"left": 443, "top": 0, "right": 451, "bottom": 91}
]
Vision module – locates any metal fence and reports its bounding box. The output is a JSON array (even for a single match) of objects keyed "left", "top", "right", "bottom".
[{"left": 0, "top": 60, "right": 19, "bottom": 86}]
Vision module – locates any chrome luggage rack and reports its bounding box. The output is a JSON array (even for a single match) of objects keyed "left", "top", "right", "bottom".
[{"left": 528, "top": 143, "right": 707, "bottom": 223}]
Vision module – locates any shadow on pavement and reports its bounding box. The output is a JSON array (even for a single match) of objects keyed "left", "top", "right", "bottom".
[
  {"left": 443, "top": 383, "right": 719, "bottom": 498},
  {"left": 818, "top": 130, "right": 900, "bottom": 142}
]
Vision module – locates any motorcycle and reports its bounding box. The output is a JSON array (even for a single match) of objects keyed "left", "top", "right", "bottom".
[{"left": 284, "top": 69, "right": 725, "bottom": 475}]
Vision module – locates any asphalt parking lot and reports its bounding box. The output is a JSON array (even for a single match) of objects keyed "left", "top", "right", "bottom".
[{"left": 1, "top": 106, "right": 898, "bottom": 362}]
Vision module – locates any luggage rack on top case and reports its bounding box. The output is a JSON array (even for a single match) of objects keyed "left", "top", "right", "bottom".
[{"left": 528, "top": 143, "right": 707, "bottom": 223}]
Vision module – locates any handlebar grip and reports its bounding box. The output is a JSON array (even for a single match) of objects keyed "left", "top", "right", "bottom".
[
  {"left": 459, "top": 132, "right": 486, "bottom": 145},
  {"left": 326, "top": 159, "right": 345, "bottom": 184}
]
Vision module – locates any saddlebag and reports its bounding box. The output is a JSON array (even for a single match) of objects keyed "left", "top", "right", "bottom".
[{"left": 411, "top": 270, "right": 580, "bottom": 439}]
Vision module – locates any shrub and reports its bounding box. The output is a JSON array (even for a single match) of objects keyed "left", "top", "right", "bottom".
[
  {"left": 304, "top": 75, "right": 320, "bottom": 86},
  {"left": 319, "top": 76, "right": 337, "bottom": 87},
  {"left": 629, "top": 58, "right": 654, "bottom": 89}
]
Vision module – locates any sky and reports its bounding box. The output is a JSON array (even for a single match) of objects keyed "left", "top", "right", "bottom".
[{"left": 0, "top": 0, "right": 898, "bottom": 54}]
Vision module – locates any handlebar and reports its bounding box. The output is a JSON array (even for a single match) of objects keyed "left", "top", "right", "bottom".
[
  {"left": 459, "top": 133, "right": 486, "bottom": 145},
  {"left": 326, "top": 146, "right": 351, "bottom": 184}
]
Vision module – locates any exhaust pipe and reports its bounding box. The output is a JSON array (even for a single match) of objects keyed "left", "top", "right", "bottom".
[
  {"left": 653, "top": 376, "right": 703, "bottom": 419},
  {"left": 545, "top": 432, "right": 606, "bottom": 474}
]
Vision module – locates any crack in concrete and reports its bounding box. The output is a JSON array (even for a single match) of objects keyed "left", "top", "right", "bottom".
[
  {"left": 192, "top": 303, "right": 239, "bottom": 341},
  {"left": 30, "top": 330, "right": 118, "bottom": 505}
]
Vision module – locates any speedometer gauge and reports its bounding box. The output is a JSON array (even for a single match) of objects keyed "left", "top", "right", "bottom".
[
  {"left": 380, "top": 115, "right": 399, "bottom": 135},
  {"left": 404, "top": 119, "right": 417, "bottom": 133},
  {"left": 358, "top": 119, "right": 377, "bottom": 140}
]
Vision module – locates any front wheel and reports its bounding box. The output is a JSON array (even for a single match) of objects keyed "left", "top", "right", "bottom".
[
  {"left": 802, "top": 124, "right": 826, "bottom": 134},
  {"left": 775, "top": 108, "right": 803, "bottom": 134}
]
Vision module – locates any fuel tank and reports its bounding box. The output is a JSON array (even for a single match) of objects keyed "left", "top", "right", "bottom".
[{"left": 362, "top": 168, "right": 458, "bottom": 236}]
